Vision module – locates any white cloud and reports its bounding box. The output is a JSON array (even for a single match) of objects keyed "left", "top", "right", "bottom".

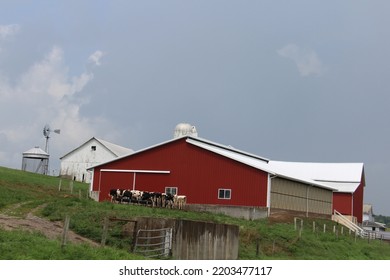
[
  {"left": 277, "top": 44, "right": 325, "bottom": 77},
  {"left": 14, "top": 46, "right": 94, "bottom": 101},
  {"left": 0, "top": 45, "right": 110, "bottom": 170},
  {"left": 0, "top": 24, "right": 20, "bottom": 40},
  {"left": 88, "top": 50, "right": 104, "bottom": 66}
]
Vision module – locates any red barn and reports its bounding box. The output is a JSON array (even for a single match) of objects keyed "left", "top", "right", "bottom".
[{"left": 88, "top": 136, "right": 365, "bottom": 222}]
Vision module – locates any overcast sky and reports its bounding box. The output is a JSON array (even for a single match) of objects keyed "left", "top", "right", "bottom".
[{"left": 1, "top": 1, "right": 389, "bottom": 215}]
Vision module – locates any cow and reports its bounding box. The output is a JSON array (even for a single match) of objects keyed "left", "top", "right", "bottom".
[
  {"left": 140, "top": 191, "right": 152, "bottom": 205},
  {"left": 130, "top": 190, "right": 143, "bottom": 203},
  {"left": 150, "top": 192, "right": 163, "bottom": 207},
  {"left": 162, "top": 193, "right": 175, "bottom": 208},
  {"left": 109, "top": 188, "right": 119, "bottom": 203},
  {"left": 121, "top": 189, "right": 132, "bottom": 204},
  {"left": 174, "top": 195, "right": 187, "bottom": 210}
]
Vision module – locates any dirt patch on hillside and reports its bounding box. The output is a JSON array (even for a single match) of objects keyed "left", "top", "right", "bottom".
[{"left": 0, "top": 203, "right": 99, "bottom": 247}]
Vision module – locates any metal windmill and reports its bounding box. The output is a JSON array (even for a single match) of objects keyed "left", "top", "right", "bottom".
[
  {"left": 43, "top": 124, "right": 61, "bottom": 154},
  {"left": 42, "top": 124, "right": 60, "bottom": 175}
]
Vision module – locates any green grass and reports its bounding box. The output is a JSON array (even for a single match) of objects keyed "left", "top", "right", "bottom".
[
  {"left": 1, "top": 166, "right": 390, "bottom": 260},
  {"left": 0, "top": 230, "right": 144, "bottom": 260}
]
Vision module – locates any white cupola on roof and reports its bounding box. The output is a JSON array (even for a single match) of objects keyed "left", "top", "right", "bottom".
[{"left": 174, "top": 123, "right": 198, "bottom": 138}]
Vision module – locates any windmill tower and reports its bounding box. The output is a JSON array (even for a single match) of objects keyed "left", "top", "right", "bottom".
[{"left": 42, "top": 124, "right": 60, "bottom": 175}]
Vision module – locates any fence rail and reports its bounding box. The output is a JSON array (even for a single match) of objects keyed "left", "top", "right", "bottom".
[{"left": 333, "top": 210, "right": 366, "bottom": 237}]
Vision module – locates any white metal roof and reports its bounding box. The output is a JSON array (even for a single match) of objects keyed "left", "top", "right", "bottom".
[
  {"left": 268, "top": 161, "right": 364, "bottom": 193},
  {"left": 22, "top": 146, "right": 49, "bottom": 158},
  {"left": 96, "top": 138, "right": 133, "bottom": 157},
  {"left": 186, "top": 138, "right": 337, "bottom": 191},
  {"left": 60, "top": 137, "right": 133, "bottom": 159}
]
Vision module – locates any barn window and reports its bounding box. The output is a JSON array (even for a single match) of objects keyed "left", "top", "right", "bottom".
[
  {"left": 218, "top": 188, "right": 231, "bottom": 199},
  {"left": 165, "top": 187, "right": 177, "bottom": 195},
  {"left": 91, "top": 145, "right": 96, "bottom": 151}
]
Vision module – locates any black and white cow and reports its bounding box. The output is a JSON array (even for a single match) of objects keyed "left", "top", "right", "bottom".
[
  {"left": 108, "top": 188, "right": 119, "bottom": 203},
  {"left": 149, "top": 192, "right": 163, "bottom": 207},
  {"left": 121, "top": 189, "right": 132, "bottom": 204}
]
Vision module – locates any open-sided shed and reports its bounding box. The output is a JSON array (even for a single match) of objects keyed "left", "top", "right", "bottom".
[{"left": 268, "top": 161, "right": 365, "bottom": 223}]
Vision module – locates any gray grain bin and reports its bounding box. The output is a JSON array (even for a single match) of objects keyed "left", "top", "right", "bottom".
[{"left": 21, "top": 146, "right": 49, "bottom": 175}]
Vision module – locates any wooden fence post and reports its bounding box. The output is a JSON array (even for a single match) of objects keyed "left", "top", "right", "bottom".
[
  {"left": 58, "top": 179, "right": 62, "bottom": 191},
  {"left": 101, "top": 217, "right": 109, "bottom": 246},
  {"left": 131, "top": 221, "right": 138, "bottom": 252},
  {"left": 323, "top": 224, "right": 326, "bottom": 233},
  {"left": 61, "top": 215, "right": 70, "bottom": 249},
  {"left": 299, "top": 222, "right": 303, "bottom": 239},
  {"left": 69, "top": 181, "right": 74, "bottom": 194},
  {"left": 312, "top": 221, "right": 316, "bottom": 233},
  {"left": 272, "top": 239, "right": 276, "bottom": 255}
]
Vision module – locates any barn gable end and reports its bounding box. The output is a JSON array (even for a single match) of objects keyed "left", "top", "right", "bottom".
[{"left": 60, "top": 137, "right": 133, "bottom": 183}]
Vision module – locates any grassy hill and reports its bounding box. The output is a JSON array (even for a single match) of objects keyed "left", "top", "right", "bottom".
[{"left": 1, "top": 166, "right": 390, "bottom": 260}]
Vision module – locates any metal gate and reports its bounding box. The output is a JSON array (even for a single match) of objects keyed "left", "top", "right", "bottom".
[{"left": 133, "top": 228, "right": 173, "bottom": 258}]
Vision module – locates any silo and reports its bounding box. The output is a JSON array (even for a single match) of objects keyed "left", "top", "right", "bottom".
[
  {"left": 21, "top": 146, "right": 49, "bottom": 175},
  {"left": 173, "top": 123, "right": 198, "bottom": 138}
]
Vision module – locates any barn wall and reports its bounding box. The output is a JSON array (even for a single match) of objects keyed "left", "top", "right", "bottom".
[
  {"left": 61, "top": 139, "right": 117, "bottom": 183},
  {"left": 270, "top": 177, "right": 333, "bottom": 216},
  {"left": 333, "top": 192, "right": 353, "bottom": 216},
  {"left": 353, "top": 182, "right": 364, "bottom": 223},
  {"left": 100, "top": 171, "right": 134, "bottom": 191},
  {"left": 187, "top": 204, "right": 268, "bottom": 220},
  {"left": 91, "top": 138, "right": 269, "bottom": 207},
  {"left": 333, "top": 186, "right": 364, "bottom": 223}
]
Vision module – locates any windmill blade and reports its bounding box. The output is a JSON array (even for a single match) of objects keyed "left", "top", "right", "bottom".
[
  {"left": 53, "top": 129, "right": 61, "bottom": 134},
  {"left": 43, "top": 124, "right": 50, "bottom": 137}
]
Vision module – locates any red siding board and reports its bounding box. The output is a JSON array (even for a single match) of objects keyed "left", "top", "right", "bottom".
[
  {"left": 353, "top": 182, "right": 364, "bottom": 223},
  {"left": 92, "top": 138, "right": 269, "bottom": 207},
  {"left": 332, "top": 181, "right": 364, "bottom": 223},
  {"left": 333, "top": 193, "right": 353, "bottom": 216}
]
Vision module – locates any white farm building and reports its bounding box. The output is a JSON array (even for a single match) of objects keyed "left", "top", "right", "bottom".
[{"left": 60, "top": 137, "right": 133, "bottom": 183}]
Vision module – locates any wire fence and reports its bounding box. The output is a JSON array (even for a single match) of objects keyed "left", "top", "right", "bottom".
[{"left": 292, "top": 217, "right": 389, "bottom": 243}]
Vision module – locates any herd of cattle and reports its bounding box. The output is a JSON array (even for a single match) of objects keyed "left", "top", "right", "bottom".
[{"left": 108, "top": 189, "right": 187, "bottom": 209}]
